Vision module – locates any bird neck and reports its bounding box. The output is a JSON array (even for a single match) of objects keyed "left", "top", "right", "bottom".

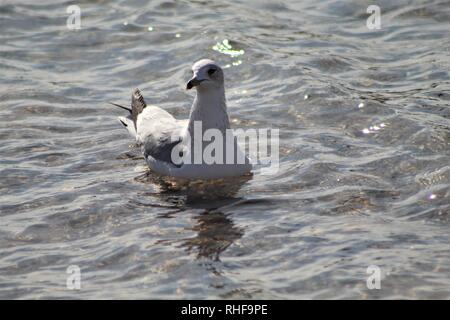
[{"left": 187, "top": 87, "right": 230, "bottom": 136}]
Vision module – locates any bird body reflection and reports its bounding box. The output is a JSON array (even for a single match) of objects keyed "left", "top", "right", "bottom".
[{"left": 134, "top": 171, "right": 251, "bottom": 262}]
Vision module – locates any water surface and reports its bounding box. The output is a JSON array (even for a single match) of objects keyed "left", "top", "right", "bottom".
[{"left": 0, "top": 0, "right": 449, "bottom": 299}]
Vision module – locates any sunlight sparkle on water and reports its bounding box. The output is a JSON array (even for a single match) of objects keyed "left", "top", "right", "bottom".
[
  {"left": 362, "top": 123, "right": 387, "bottom": 134},
  {"left": 212, "top": 39, "right": 245, "bottom": 57}
]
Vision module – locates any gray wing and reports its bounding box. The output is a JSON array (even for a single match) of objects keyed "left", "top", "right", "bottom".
[
  {"left": 113, "top": 88, "right": 186, "bottom": 167},
  {"left": 138, "top": 110, "right": 187, "bottom": 168},
  {"left": 143, "top": 131, "right": 183, "bottom": 167}
]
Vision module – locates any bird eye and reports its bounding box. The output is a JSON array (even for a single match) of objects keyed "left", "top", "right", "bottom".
[{"left": 208, "top": 68, "right": 217, "bottom": 76}]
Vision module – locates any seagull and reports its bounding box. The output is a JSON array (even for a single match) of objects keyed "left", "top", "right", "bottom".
[{"left": 112, "top": 59, "right": 252, "bottom": 179}]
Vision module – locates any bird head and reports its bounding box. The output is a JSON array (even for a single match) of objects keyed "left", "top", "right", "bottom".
[{"left": 186, "top": 59, "right": 224, "bottom": 92}]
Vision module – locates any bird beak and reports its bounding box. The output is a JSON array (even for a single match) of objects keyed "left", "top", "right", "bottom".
[{"left": 186, "top": 77, "right": 202, "bottom": 90}]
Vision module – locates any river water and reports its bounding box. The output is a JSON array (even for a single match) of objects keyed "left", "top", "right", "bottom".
[{"left": 0, "top": 0, "right": 449, "bottom": 299}]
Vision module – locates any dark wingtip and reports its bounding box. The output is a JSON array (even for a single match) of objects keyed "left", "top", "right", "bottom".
[
  {"left": 108, "top": 102, "right": 132, "bottom": 113},
  {"left": 132, "top": 88, "right": 147, "bottom": 109}
]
